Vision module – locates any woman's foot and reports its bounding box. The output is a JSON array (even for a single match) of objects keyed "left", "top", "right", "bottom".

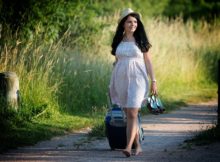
[
  {"left": 134, "top": 145, "right": 142, "bottom": 156},
  {"left": 122, "top": 149, "right": 131, "bottom": 157}
]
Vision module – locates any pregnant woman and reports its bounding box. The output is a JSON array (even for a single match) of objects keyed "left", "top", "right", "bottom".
[{"left": 109, "top": 8, "right": 157, "bottom": 157}]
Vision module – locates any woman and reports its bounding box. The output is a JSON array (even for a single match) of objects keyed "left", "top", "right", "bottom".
[{"left": 109, "top": 8, "right": 157, "bottom": 157}]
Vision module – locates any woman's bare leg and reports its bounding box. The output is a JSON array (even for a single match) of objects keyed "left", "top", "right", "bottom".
[
  {"left": 133, "top": 113, "right": 142, "bottom": 155},
  {"left": 122, "top": 108, "right": 139, "bottom": 157},
  {"left": 134, "top": 130, "right": 142, "bottom": 155}
]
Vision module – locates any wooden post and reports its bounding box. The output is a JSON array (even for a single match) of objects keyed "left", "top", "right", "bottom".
[{"left": 0, "top": 72, "right": 19, "bottom": 111}]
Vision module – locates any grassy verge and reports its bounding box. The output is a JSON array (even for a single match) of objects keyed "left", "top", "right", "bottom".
[
  {"left": 0, "top": 110, "right": 105, "bottom": 152},
  {"left": 184, "top": 125, "right": 220, "bottom": 147}
]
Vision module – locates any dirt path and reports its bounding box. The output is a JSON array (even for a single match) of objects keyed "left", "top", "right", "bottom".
[{"left": 0, "top": 100, "right": 219, "bottom": 162}]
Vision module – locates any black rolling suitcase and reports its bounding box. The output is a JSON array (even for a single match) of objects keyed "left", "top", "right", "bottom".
[
  {"left": 105, "top": 104, "right": 127, "bottom": 150},
  {"left": 105, "top": 94, "right": 144, "bottom": 150}
]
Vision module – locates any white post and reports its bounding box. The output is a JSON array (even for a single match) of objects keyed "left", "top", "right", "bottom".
[{"left": 0, "top": 72, "right": 19, "bottom": 111}]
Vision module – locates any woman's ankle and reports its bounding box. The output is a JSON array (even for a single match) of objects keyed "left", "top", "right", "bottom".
[
  {"left": 134, "top": 145, "right": 142, "bottom": 155},
  {"left": 124, "top": 146, "right": 131, "bottom": 151}
]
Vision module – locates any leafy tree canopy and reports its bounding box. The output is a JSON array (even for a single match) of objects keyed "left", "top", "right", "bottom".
[{"left": 0, "top": 0, "right": 219, "bottom": 45}]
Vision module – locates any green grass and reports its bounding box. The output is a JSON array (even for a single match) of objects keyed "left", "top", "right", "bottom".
[
  {"left": 0, "top": 109, "right": 105, "bottom": 152},
  {"left": 184, "top": 125, "right": 220, "bottom": 146}
]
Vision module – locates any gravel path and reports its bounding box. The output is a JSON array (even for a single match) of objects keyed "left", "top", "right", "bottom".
[{"left": 0, "top": 100, "right": 219, "bottom": 162}]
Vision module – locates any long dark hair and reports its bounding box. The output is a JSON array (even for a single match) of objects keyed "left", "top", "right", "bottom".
[{"left": 111, "top": 13, "right": 152, "bottom": 55}]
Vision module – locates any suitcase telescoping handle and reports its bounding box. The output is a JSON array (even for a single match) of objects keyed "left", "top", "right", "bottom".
[
  {"left": 107, "top": 90, "right": 126, "bottom": 122},
  {"left": 107, "top": 91, "right": 112, "bottom": 110}
]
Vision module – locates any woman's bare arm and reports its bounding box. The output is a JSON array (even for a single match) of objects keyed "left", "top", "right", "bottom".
[{"left": 143, "top": 51, "right": 157, "bottom": 94}]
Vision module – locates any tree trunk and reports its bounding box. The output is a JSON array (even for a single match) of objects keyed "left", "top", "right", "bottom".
[
  {"left": 0, "top": 72, "right": 19, "bottom": 111},
  {"left": 218, "top": 60, "right": 220, "bottom": 126}
]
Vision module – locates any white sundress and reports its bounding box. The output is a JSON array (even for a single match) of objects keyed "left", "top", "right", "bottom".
[{"left": 109, "top": 41, "right": 149, "bottom": 108}]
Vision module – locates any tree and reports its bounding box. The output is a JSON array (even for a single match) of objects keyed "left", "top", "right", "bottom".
[{"left": 163, "top": 0, "right": 220, "bottom": 22}]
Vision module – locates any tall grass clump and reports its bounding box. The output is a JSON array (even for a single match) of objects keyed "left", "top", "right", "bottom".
[
  {"left": 0, "top": 35, "right": 60, "bottom": 117},
  {"left": 56, "top": 52, "right": 112, "bottom": 113},
  {"left": 145, "top": 17, "right": 220, "bottom": 103},
  {"left": 0, "top": 29, "right": 64, "bottom": 151}
]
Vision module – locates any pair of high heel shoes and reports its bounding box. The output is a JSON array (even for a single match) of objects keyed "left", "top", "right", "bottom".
[{"left": 146, "top": 94, "right": 165, "bottom": 115}]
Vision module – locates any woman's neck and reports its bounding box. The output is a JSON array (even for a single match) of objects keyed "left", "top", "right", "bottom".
[{"left": 123, "top": 34, "right": 135, "bottom": 42}]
